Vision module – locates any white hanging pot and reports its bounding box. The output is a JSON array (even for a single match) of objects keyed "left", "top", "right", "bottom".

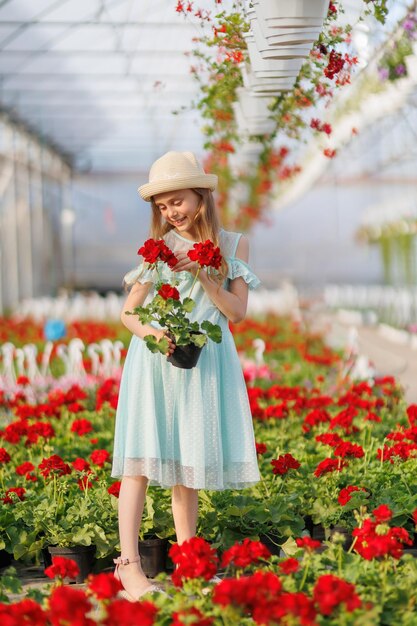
[
  {"left": 252, "top": 0, "right": 328, "bottom": 24},
  {"left": 242, "top": 64, "right": 294, "bottom": 92},
  {"left": 232, "top": 101, "right": 276, "bottom": 135},
  {"left": 259, "top": 43, "right": 312, "bottom": 59},
  {"left": 244, "top": 34, "right": 304, "bottom": 74},
  {"left": 249, "top": 10, "right": 321, "bottom": 46},
  {"left": 236, "top": 87, "right": 275, "bottom": 120}
]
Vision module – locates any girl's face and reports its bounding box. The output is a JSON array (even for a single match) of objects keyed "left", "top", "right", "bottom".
[{"left": 153, "top": 188, "right": 201, "bottom": 240}]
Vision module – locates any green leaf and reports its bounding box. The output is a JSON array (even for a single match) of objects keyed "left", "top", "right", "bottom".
[
  {"left": 144, "top": 335, "right": 168, "bottom": 354},
  {"left": 201, "top": 320, "right": 223, "bottom": 343},
  {"left": 191, "top": 333, "right": 207, "bottom": 348},
  {"left": 182, "top": 297, "right": 195, "bottom": 313}
]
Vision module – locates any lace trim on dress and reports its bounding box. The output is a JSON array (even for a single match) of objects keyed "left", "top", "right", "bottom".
[{"left": 226, "top": 257, "right": 261, "bottom": 290}]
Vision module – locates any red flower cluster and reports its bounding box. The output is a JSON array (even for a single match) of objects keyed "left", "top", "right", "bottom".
[
  {"left": 90, "top": 449, "right": 110, "bottom": 467},
  {"left": 48, "top": 586, "right": 94, "bottom": 626},
  {"left": 310, "top": 118, "right": 332, "bottom": 134},
  {"left": 376, "top": 441, "right": 417, "bottom": 463},
  {"left": 87, "top": 572, "right": 122, "bottom": 599},
  {"left": 352, "top": 505, "right": 412, "bottom": 560},
  {"left": 0, "top": 447, "right": 11, "bottom": 463},
  {"left": 187, "top": 240, "right": 222, "bottom": 269},
  {"left": 38, "top": 454, "right": 71, "bottom": 478},
  {"left": 303, "top": 408, "right": 331, "bottom": 432},
  {"left": 324, "top": 50, "right": 345, "bottom": 79},
  {"left": 16, "top": 461, "right": 36, "bottom": 481},
  {"left": 315, "top": 433, "right": 343, "bottom": 447},
  {"left": 255, "top": 442, "right": 267, "bottom": 455},
  {"left": 138, "top": 238, "right": 178, "bottom": 268},
  {"left": 108, "top": 481, "right": 121, "bottom": 498},
  {"left": 104, "top": 598, "right": 158, "bottom": 626},
  {"left": 314, "top": 457, "right": 348, "bottom": 477},
  {"left": 329, "top": 407, "right": 358, "bottom": 434},
  {"left": 45, "top": 556, "right": 80, "bottom": 580},
  {"left": 333, "top": 441, "right": 364, "bottom": 459},
  {"left": 271, "top": 453, "right": 301, "bottom": 475},
  {"left": 157, "top": 284, "right": 180, "bottom": 301},
  {"left": 313, "top": 574, "right": 361, "bottom": 616},
  {"left": 279, "top": 557, "right": 299, "bottom": 574},
  {"left": 338, "top": 485, "right": 367, "bottom": 506},
  {"left": 71, "top": 418, "right": 93, "bottom": 436},
  {"left": 0, "top": 598, "right": 46, "bottom": 625},
  {"left": 213, "top": 571, "right": 316, "bottom": 625},
  {"left": 96, "top": 378, "right": 119, "bottom": 411},
  {"left": 3, "top": 486, "right": 26, "bottom": 504},
  {"left": 221, "top": 538, "right": 271, "bottom": 568},
  {"left": 295, "top": 537, "right": 322, "bottom": 551},
  {"left": 169, "top": 537, "right": 219, "bottom": 587}
]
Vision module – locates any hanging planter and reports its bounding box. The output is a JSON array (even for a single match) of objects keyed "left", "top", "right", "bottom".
[
  {"left": 236, "top": 87, "right": 275, "bottom": 119},
  {"left": 242, "top": 64, "right": 295, "bottom": 93},
  {"left": 233, "top": 102, "right": 276, "bottom": 135},
  {"left": 244, "top": 33, "right": 305, "bottom": 73},
  {"left": 249, "top": 10, "right": 321, "bottom": 48},
  {"left": 253, "top": 0, "right": 328, "bottom": 26},
  {"left": 259, "top": 43, "right": 313, "bottom": 60}
]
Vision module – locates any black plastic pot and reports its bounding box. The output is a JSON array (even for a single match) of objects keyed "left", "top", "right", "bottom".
[
  {"left": 167, "top": 334, "right": 204, "bottom": 369},
  {"left": 139, "top": 537, "right": 168, "bottom": 578},
  {"left": 0, "top": 549, "right": 12, "bottom": 568},
  {"left": 47, "top": 545, "right": 96, "bottom": 583},
  {"left": 328, "top": 525, "right": 352, "bottom": 550},
  {"left": 258, "top": 533, "right": 282, "bottom": 556}
]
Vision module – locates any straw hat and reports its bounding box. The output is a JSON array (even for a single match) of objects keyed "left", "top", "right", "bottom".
[{"left": 138, "top": 151, "right": 218, "bottom": 201}]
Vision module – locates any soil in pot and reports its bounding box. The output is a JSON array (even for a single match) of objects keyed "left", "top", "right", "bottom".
[
  {"left": 139, "top": 537, "right": 168, "bottom": 578},
  {"left": 47, "top": 545, "right": 96, "bottom": 583}
]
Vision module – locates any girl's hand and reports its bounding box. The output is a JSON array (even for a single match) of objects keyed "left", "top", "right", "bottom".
[
  {"left": 172, "top": 252, "right": 200, "bottom": 276},
  {"left": 154, "top": 329, "right": 176, "bottom": 356}
]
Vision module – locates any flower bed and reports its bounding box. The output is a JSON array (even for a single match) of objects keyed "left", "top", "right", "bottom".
[{"left": 1, "top": 313, "right": 417, "bottom": 623}]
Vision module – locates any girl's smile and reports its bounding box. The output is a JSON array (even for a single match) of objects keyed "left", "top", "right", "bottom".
[{"left": 153, "top": 189, "right": 201, "bottom": 240}]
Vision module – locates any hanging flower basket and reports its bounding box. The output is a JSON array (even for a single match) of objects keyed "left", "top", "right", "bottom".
[
  {"left": 249, "top": 10, "right": 321, "bottom": 47},
  {"left": 244, "top": 34, "right": 305, "bottom": 74},
  {"left": 253, "top": 0, "right": 329, "bottom": 25}
]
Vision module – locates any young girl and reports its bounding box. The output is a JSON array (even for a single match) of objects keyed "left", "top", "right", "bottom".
[{"left": 111, "top": 151, "right": 261, "bottom": 601}]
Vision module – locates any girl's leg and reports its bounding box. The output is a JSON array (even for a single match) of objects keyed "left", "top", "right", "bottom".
[
  {"left": 117, "top": 475, "right": 152, "bottom": 596},
  {"left": 171, "top": 484, "right": 199, "bottom": 544}
]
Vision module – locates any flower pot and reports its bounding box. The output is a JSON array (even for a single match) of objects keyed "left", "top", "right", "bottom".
[
  {"left": 138, "top": 537, "right": 168, "bottom": 578},
  {"left": 47, "top": 545, "right": 96, "bottom": 583},
  {"left": 244, "top": 34, "right": 304, "bottom": 74},
  {"left": 253, "top": 0, "right": 328, "bottom": 25},
  {"left": 0, "top": 549, "right": 12, "bottom": 568},
  {"left": 167, "top": 334, "right": 204, "bottom": 369},
  {"left": 328, "top": 525, "right": 352, "bottom": 550},
  {"left": 249, "top": 10, "right": 321, "bottom": 48},
  {"left": 259, "top": 533, "right": 283, "bottom": 556},
  {"left": 242, "top": 64, "right": 295, "bottom": 93}
]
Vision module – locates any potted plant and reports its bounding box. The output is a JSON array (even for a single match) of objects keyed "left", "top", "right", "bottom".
[
  {"left": 137, "top": 489, "right": 176, "bottom": 577},
  {"left": 127, "top": 238, "right": 223, "bottom": 369}
]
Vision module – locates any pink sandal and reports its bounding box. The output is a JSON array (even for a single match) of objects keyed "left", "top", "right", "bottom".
[{"left": 113, "top": 556, "right": 164, "bottom": 602}]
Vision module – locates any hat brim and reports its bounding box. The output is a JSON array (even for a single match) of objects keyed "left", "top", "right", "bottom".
[{"left": 138, "top": 174, "right": 218, "bottom": 202}]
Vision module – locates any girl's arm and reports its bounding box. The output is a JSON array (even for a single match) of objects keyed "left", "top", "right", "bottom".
[
  {"left": 174, "top": 236, "right": 250, "bottom": 324},
  {"left": 120, "top": 281, "right": 175, "bottom": 351}
]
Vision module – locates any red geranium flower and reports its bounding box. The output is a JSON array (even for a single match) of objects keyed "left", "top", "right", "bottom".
[
  {"left": 333, "top": 441, "right": 364, "bottom": 459},
  {"left": 39, "top": 454, "right": 71, "bottom": 478},
  {"left": 0, "top": 447, "right": 11, "bottom": 464},
  {"left": 108, "top": 481, "right": 121, "bottom": 498},
  {"left": 158, "top": 284, "right": 180, "bottom": 301},
  {"left": 48, "top": 586, "right": 93, "bottom": 626},
  {"left": 71, "top": 418, "right": 93, "bottom": 436},
  {"left": 45, "top": 556, "right": 80, "bottom": 580},
  {"left": 271, "top": 453, "right": 301, "bottom": 475},
  {"left": 0, "top": 598, "right": 47, "bottom": 625},
  {"left": 279, "top": 557, "right": 300, "bottom": 574},
  {"left": 296, "top": 537, "right": 322, "bottom": 551},
  {"left": 90, "top": 449, "right": 110, "bottom": 467},
  {"left": 314, "top": 457, "right": 348, "bottom": 477},
  {"left": 169, "top": 537, "right": 219, "bottom": 587},
  {"left": 103, "top": 598, "right": 158, "bottom": 626},
  {"left": 313, "top": 574, "right": 361, "bottom": 615},
  {"left": 255, "top": 442, "right": 267, "bottom": 455},
  {"left": 3, "top": 486, "right": 26, "bottom": 504},
  {"left": 338, "top": 485, "right": 367, "bottom": 506},
  {"left": 87, "top": 572, "right": 122, "bottom": 599},
  {"left": 373, "top": 504, "right": 392, "bottom": 523},
  {"left": 138, "top": 238, "right": 178, "bottom": 269},
  {"left": 72, "top": 458, "right": 91, "bottom": 472},
  {"left": 187, "top": 240, "right": 222, "bottom": 269},
  {"left": 221, "top": 538, "right": 271, "bottom": 569}
]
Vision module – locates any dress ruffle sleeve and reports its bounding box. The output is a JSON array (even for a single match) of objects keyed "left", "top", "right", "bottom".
[
  {"left": 226, "top": 257, "right": 261, "bottom": 290},
  {"left": 123, "top": 262, "right": 159, "bottom": 288}
]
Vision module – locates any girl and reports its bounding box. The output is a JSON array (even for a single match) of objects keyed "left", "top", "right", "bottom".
[{"left": 111, "top": 151, "right": 261, "bottom": 601}]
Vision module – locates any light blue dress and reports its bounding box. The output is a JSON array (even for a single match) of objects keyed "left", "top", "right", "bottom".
[{"left": 111, "top": 229, "right": 261, "bottom": 490}]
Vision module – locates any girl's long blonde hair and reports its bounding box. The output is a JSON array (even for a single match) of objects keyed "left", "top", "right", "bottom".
[{"left": 149, "top": 188, "right": 228, "bottom": 281}]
